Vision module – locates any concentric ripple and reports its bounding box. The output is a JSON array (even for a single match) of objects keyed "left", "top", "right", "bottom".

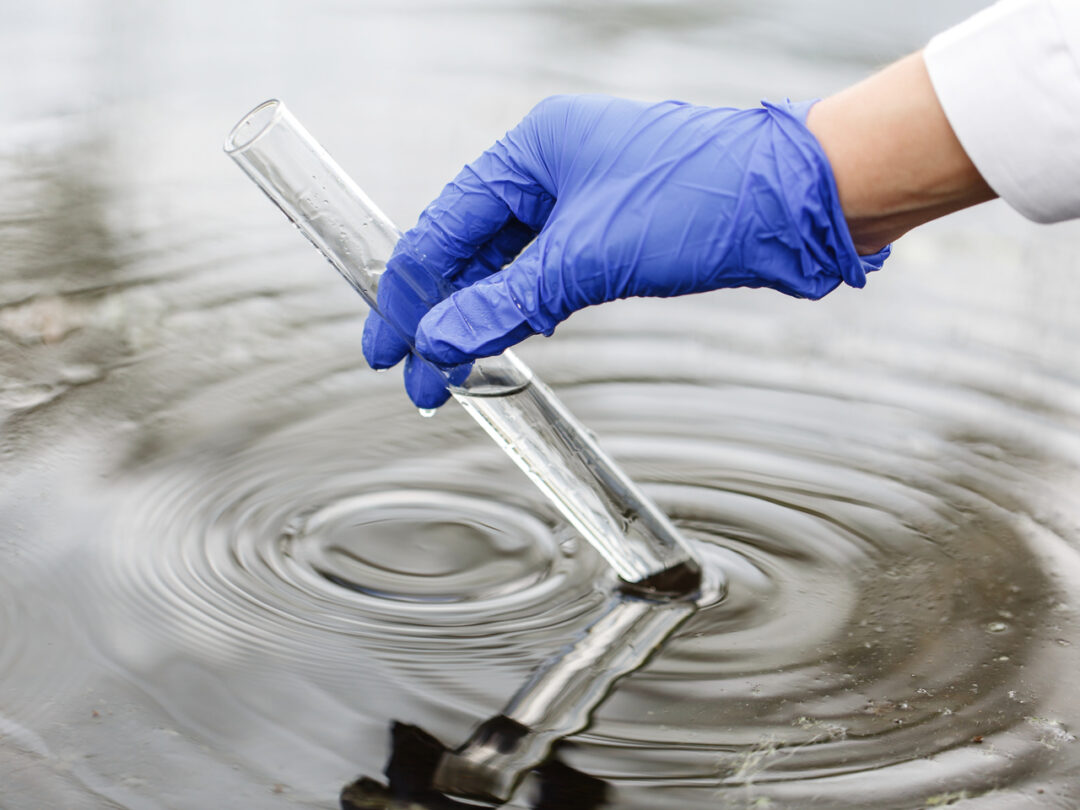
[
  {"left": 94, "top": 413, "right": 609, "bottom": 662},
  {"left": 279, "top": 491, "right": 562, "bottom": 606}
]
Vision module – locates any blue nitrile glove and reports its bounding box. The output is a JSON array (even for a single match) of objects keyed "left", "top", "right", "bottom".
[{"left": 362, "top": 94, "right": 889, "bottom": 408}]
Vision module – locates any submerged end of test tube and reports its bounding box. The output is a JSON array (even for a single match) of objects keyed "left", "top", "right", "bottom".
[
  {"left": 224, "top": 99, "right": 284, "bottom": 155},
  {"left": 620, "top": 560, "right": 704, "bottom": 602}
]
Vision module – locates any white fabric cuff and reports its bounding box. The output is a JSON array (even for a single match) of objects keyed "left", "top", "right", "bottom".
[{"left": 925, "top": 0, "right": 1080, "bottom": 224}]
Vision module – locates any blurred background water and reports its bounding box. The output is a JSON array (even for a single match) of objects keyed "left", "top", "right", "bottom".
[{"left": 4, "top": 1, "right": 1080, "bottom": 808}]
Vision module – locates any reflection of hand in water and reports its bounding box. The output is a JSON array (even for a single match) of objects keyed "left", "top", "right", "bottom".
[
  {"left": 339, "top": 723, "right": 608, "bottom": 810},
  {"left": 340, "top": 593, "right": 698, "bottom": 808},
  {"left": 339, "top": 723, "right": 477, "bottom": 810}
]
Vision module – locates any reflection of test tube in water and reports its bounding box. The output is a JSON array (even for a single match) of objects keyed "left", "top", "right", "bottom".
[
  {"left": 225, "top": 101, "right": 710, "bottom": 595},
  {"left": 433, "top": 593, "right": 696, "bottom": 804},
  {"left": 340, "top": 592, "right": 697, "bottom": 808}
]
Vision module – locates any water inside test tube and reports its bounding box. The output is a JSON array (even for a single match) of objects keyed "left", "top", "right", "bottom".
[{"left": 453, "top": 380, "right": 695, "bottom": 587}]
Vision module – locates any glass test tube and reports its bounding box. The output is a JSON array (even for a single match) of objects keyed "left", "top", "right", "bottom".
[{"left": 225, "top": 100, "right": 706, "bottom": 595}]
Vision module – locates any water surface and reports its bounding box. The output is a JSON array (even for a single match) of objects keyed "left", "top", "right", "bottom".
[{"left": 3, "top": 1, "right": 1080, "bottom": 808}]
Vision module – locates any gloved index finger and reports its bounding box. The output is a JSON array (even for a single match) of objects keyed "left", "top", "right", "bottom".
[{"left": 399, "top": 139, "right": 555, "bottom": 286}]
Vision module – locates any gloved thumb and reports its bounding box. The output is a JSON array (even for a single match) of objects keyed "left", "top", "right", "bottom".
[{"left": 414, "top": 240, "right": 554, "bottom": 366}]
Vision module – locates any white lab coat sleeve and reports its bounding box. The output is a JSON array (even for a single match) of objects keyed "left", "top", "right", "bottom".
[{"left": 924, "top": 0, "right": 1080, "bottom": 223}]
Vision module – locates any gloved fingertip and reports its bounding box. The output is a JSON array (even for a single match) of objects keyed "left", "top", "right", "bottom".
[
  {"left": 362, "top": 312, "right": 411, "bottom": 369},
  {"left": 403, "top": 353, "right": 452, "bottom": 409}
]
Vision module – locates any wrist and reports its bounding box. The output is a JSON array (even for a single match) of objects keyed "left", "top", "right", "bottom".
[{"left": 805, "top": 51, "right": 995, "bottom": 254}]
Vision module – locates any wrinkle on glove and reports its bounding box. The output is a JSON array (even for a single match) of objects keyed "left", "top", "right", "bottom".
[{"left": 362, "top": 94, "right": 889, "bottom": 407}]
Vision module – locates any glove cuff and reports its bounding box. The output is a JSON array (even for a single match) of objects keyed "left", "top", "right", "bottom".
[{"left": 763, "top": 99, "right": 890, "bottom": 296}]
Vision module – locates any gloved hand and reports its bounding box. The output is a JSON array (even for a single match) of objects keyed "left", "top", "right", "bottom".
[{"left": 362, "top": 94, "right": 889, "bottom": 408}]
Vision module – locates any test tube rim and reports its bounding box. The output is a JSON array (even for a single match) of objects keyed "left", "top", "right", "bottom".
[{"left": 224, "top": 99, "right": 285, "bottom": 155}]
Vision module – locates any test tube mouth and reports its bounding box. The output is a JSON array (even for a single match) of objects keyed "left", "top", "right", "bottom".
[{"left": 224, "top": 99, "right": 284, "bottom": 154}]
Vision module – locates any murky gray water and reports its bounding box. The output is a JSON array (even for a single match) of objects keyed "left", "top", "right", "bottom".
[{"left": 4, "top": 1, "right": 1080, "bottom": 808}]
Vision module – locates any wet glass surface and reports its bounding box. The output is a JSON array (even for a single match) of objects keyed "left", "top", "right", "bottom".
[{"left": 4, "top": 1, "right": 1080, "bottom": 807}]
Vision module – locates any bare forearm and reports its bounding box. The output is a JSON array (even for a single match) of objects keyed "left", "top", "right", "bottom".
[{"left": 806, "top": 51, "right": 996, "bottom": 254}]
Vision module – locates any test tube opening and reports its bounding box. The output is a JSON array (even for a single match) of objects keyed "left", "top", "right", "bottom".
[{"left": 225, "top": 99, "right": 283, "bottom": 154}]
